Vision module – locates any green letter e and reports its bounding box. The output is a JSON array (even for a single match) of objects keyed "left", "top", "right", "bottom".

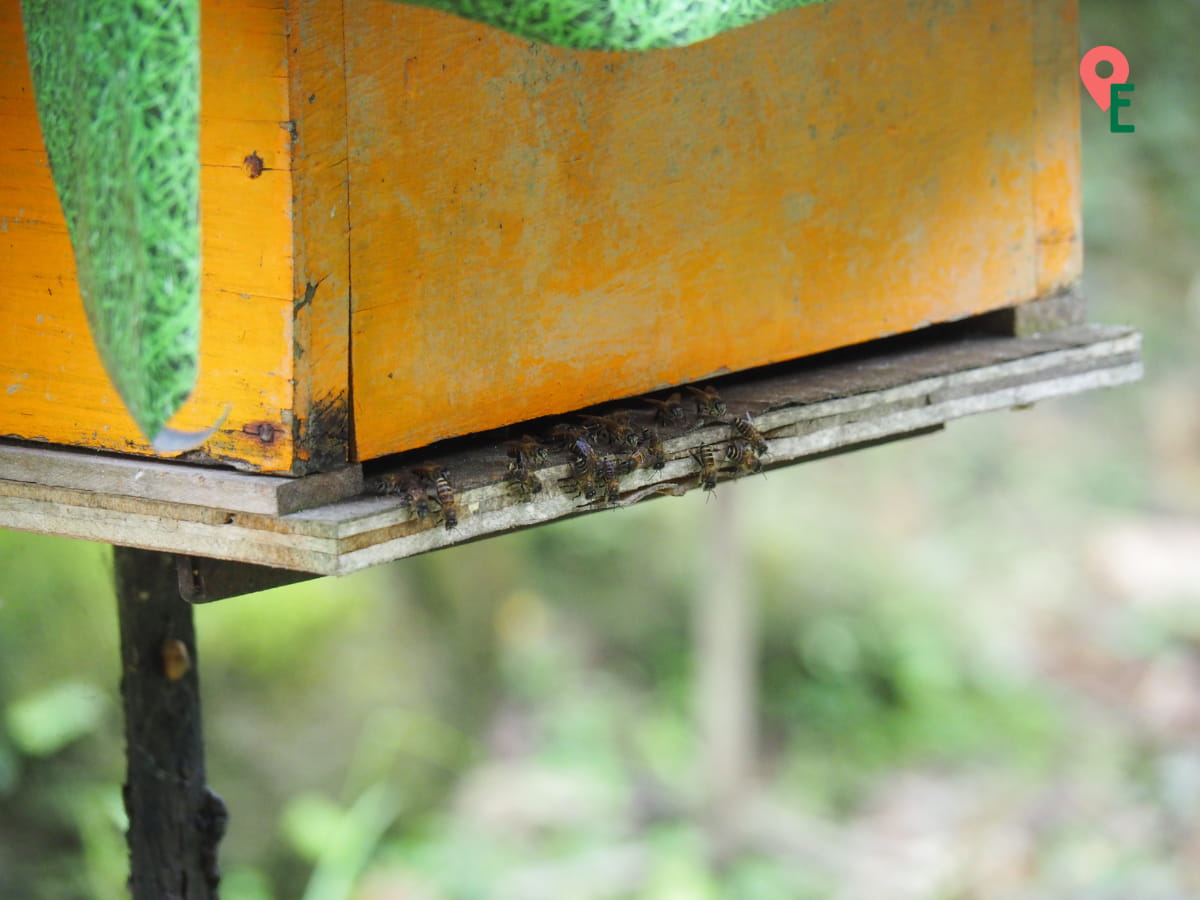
[{"left": 1110, "top": 83, "right": 1134, "bottom": 133}]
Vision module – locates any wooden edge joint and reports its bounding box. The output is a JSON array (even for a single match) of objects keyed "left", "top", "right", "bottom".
[
  {"left": 177, "top": 555, "right": 320, "bottom": 603},
  {"left": 979, "top": 285, "right": 1087, "bottom": 337}
]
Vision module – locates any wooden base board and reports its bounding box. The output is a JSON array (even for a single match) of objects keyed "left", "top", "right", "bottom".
[
  {"left": 0, "top": 323, "right": 1140, "bottom": 578},
  {"left": 0, "top": 444, "right": 362, "bottom": 516}
]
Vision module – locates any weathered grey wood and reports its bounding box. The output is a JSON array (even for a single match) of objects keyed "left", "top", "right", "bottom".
[
  {"left": 0, "top": 444, "right": 362, "bottom": 515},
  {"left": 176, "top": 556, "right": 320, "bottom": 603},
  {"left": 0, "top": 324, "right": 1141, "bottom": 577},
  {"left": 981, "top": 286, "right": 1087, "bottom": 336}
]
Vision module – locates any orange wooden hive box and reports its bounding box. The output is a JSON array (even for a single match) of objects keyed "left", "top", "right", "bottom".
[{"left": 0, "top": 0, "right": 1081, "bottom": 476}]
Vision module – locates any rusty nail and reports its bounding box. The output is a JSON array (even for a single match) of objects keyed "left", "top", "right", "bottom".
[
  {"left": 242, "top": 422, "right": 277, "bottom": 444},
  {"left": 243, "top": 151, "right": 264, "bottom": 178}
]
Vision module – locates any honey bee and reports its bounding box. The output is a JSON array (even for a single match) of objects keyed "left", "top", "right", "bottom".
[
  {"left": 621, "top": 445, "right": 656, "bottom": 473},
  {"left": 371, "top": 474, "right": 405, "bottom": 495},
  {"left": 569, "top": 438, "right": 600, "bottom": 475},
  {"left": 505, "top": 434, "right": 549, "bottom": 467},
  {"left": 693, "top": 445, "right": 719, "bottom": 491},
  {"left": 580, "top": 413, "right": 642, "bottom": 449},
  {"left": 639, "top": 427, "right": 667, "bottom": 469},
  {"left": 550, "top": 423, "right": 590, "bottom": 451},
  {"left": 560, "top": 470, "right": 598, "bottom": 501},
  {"left": 506, "top": 461, "right": 543, "bottom": 500},
  {"left": 401, "top": 483, "right": 434, "bottom": 520},
  {"left": 598, "top": 456, "right": 620, "bottom": 501},
  {"left": 731, "top": 412, "right": 768, "bottom": 456},
  {"left": 725, "top": 440, "right": 764, "bottom": 475},
  {"left": 373, "top": 475, "right": 433, "bottom": 519},
  {"left": 687, "top": 385, "right": 727, "bottom": 422},
  {"left": 413, "top": 462, "right": 457, "bottom": 530},
  {"left": 558, "top": 438, "right": 600, "bottom": 500},
  {"left": 644, "top": 392, "right": 686, "bottom": 427}
]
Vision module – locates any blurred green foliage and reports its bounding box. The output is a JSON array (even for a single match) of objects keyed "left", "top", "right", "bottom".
[{"left": 2, "top": 1, "right": 1199, "bottom": 897}]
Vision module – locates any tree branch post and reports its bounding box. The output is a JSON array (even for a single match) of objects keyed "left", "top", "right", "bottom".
[{"left": 115, "top": 546, "right": 226, "bottom": 899}]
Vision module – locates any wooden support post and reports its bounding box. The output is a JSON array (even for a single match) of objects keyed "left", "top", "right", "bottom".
[{"left": 115, "top": 546, "right": 226, "bottom": 899}]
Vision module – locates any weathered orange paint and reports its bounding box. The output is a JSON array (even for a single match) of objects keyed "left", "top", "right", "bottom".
[
  {"left": 347, "top": 0, "right": 1081, "bottom": 461},
  {"left": 285, "top": 0, "right": 354, "bottom": 472},
  {"left": 1032, "top": 1, "right": 1083, "bottom": 296},
  {"left": 1, "top": 0, "right": 1081, "bottom": 473},
  {"left": 0, "top": 0, "right": 298, "bottom": 471}
]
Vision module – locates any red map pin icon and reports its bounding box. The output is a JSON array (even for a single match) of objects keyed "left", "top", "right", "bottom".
[{"left": 1080, "top": 46, "right": 1130, "bottom": 111}]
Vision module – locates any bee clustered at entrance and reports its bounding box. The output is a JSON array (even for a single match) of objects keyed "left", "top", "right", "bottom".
[{"left": 368, "top": 385, "right": 775, "bottom": 532}]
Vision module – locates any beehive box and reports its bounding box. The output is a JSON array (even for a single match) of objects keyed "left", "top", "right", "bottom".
[{"left": 0, "top": 0, "right": 1081, "bottom": 476}]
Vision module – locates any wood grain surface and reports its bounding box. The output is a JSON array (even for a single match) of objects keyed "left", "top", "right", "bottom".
[
  {"left": 0, "top": 323, "right": 1137, "bottom": 575},
  {"left": 1, "top": 0, "right": 1082, "bottom": 475},
  {"left": 0, "top": 0, "right": 297, "bottom": 470},
  {"left": 347, "top": 0, "right": 1081, "bottom": 460}
]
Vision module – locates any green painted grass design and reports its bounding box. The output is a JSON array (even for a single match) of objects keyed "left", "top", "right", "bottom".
[{"left": 21, "top": 0, "right": 200, "bottom": 443}]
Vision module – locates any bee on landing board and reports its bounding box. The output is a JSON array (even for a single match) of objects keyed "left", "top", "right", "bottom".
[
  {"left": 731, "top": 412, "right": 768, "bottom": 456},
  {"left": 725, "top": 439, "right": 764, "bottom": 476},
  {"left": 371, "top": 474, "right": 404, "bottom": 496},
  {"left": 622, "top": 433, "right": 666, "bottom": 474},
  {"left": 558, "top": 438, "right": 600, "bottom": 501},
  {"left": 505, "top": 434, "right": 549, "bottom": 468},
  {"left": 506, "top": 461, "right": 543, "bottom": 501},
  {"left": 598, "top": 456, "right": 620, "bottom": 502},
  {"left": 374, "top": 476, "right": 435, "bottom": 521},
  {"left": 560, "top": 468, "right": 598, "bottom": 501},
  {"left": 570, "top": 438, "right": 600, "bottom": 475},
  {"left": 644, "top": 392, "right": 686, "bottom": 428},
  {"left": 693, "top": 445, "right": 719, "bottom": 491},
  {"left": 549, "top": 423, "right": 590, "bottom": 452},
  {"left": 687, "top": 385, "right": 727, "bottom": 422},
  {"left": 637, "top": 427, "right": 667, "bottom": 470},
  {"left": 402, "top": 483, "right": 435, "bottom": 520},
  {"left": 580, "top": 413, "right": 642, "bottom": 450},
  {"left": 413, "top": 462, "right": 457, "bottom": 530}
]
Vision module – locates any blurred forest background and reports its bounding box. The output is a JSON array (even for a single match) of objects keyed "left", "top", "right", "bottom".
[{"left": 2, "top": 2, "right": 1198, "bottom": 898}]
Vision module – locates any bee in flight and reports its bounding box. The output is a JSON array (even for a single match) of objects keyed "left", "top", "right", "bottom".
[
  {"left": 644, "top": 393, "right": 686, "bottom": 427},
  {"left": 413, "top": 462, "right": 457, "bottom": 530},
  {"left": 687, "top": 385, "right": 727, "bottom": 422},
  {"left": 731, "top": 413, "right": 768, "bottom": 456},
  {"left": 692, "top": 445, "right": 719, "bottom": 491}
]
